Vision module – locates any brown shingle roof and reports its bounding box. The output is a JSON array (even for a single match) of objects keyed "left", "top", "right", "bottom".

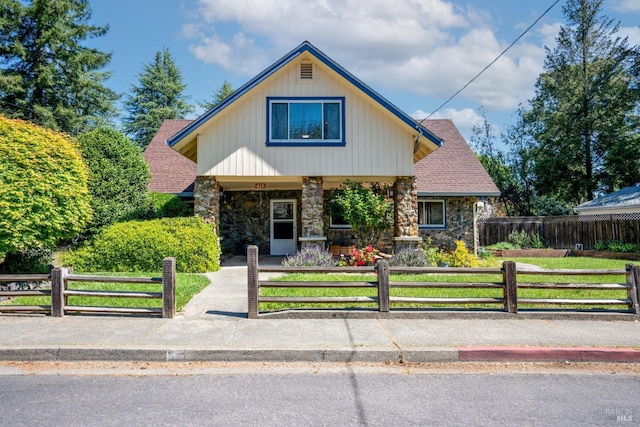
[
  {"left": 144, "top": 118, "right": 499, "bottom": 197},
  {"left": 415, "top": 119, "right": 500, "bottom": 196},
  {"left": 142, "top": 119, "right": 196, "bottom": 193}
]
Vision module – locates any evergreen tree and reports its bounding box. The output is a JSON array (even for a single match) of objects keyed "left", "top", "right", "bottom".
[
  {"left": 123, "top": 48, "right": 193, "bottom": 149},
  {"left": 527, "top": 0, "right": 640, "bottom": 204},
  {"left": 0, "top": 0, "right": 117, "bottom": 134},
  {"left": 199, "top": 80, "right": 233, "bottom": 111},
  {"left": 77, "top": 127, "right": 151, "bottom": 235}
]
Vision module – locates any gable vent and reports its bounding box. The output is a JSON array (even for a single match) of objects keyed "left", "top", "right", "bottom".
[{"left": 300, "top": 62, "right": 313, "bottom": 79}]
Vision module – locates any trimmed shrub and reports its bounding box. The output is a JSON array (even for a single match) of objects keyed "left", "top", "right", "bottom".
[
  {"left": 136, "top": 192, "right": 193, "bottom": 219},
  {"left": 64, "top": 217, "right": 219, "bottom": 273},
  {"left": 0, "top": 116, "right": 92, "bottom": 258},
  {"left": 282, "top": 246, "right": 337, "bottom": 267},
  {"left": 389, "top": 247, "right": 429, "bottom": 267}
]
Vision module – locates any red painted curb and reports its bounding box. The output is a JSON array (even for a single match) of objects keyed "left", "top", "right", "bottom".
[{"left": 458, "top": 347, "right": 640, "bottom": 363}]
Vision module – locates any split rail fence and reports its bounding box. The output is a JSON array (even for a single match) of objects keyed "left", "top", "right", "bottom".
[
  {"left": 0, "top": 257, "right": 176, "bottom": 318},
  {"left": 247, "top": 246, "right": 640, "bottom": 318}
]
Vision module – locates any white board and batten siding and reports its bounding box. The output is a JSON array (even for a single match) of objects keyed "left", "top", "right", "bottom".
[{"left": 195, "top": 57, "right": 416, "bottom": 179}]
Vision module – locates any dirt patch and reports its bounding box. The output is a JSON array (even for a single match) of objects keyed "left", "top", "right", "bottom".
[{"left": 2, "top": 360, "right": 639, "bottom": 376}]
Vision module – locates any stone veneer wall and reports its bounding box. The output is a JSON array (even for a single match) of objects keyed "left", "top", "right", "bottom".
[
  {"left": 193, "top": 176, "right": 220, "bottom": 232},
  {"left": 394, "top": 176, "right": 418, "bottom": 238},
  {"left": 419, "top": 196, "right": 477, "bottom": 250},
  {"left": 219, "top": 190, "right": 301, "bottom": 255},
  {"left": 301, "top": 177, "right": 324, "bottom": 238}
]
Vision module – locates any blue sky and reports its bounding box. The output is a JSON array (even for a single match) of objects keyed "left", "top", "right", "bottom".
[{"left": 88, "top": 0, "right": 640, "bottom": 144}]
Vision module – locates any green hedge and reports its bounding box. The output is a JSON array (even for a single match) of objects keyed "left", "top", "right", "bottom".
[
  {"left": 136, "top": 192, "right": 193, "bottom": 219},
  {"left": 64, "top": 217, "right": 220, "bottom": 273}
]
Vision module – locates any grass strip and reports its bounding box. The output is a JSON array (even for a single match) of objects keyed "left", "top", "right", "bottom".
[
  {"left": 260, "top": 257, "right": 635, "bottom": 311},
  {"left": 5, "top": 272, "right": 210, "bottom": 313}
]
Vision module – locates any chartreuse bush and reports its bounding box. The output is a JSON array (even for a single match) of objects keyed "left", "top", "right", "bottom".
[
  {"left": 0, "top": 116, "right": 92, "bottom": 260},
  {"left": 64, "top": 217, "right": 220, "bottom": 273}
]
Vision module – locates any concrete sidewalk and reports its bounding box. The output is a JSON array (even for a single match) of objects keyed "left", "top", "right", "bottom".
[{"left": 0, "top": 256, "right": 639, "bottom": 363}]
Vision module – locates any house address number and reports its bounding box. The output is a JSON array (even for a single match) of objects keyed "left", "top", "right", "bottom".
[{"left": 255, "top": 183, "right": 267, "bottom": 189}]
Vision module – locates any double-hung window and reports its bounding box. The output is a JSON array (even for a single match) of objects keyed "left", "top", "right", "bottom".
[
  {"left": 267, "top": 97, "right": 345, "bottom": 146},
  {"left": 418, "top": 199, "right": 446, "bottom": 228}
]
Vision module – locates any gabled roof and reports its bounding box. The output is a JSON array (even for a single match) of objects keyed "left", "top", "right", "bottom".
[
  {"left": 574, "top": 184, "right": 640, "bottom": 213},
  {"left": 146, "top": 118, "right": 499, "bottom": 198},
  {"left": 167, "top": 41, "right": 442, "bottom": 159},
  {"left": 143, "top": 119, "right": 196, "bottom": 194},
  {"left": 415, "top": 119, "right": 500, "bottom": 197}
]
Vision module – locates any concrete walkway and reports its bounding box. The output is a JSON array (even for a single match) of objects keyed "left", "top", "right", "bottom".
[{"left": 0, "top": 256, "right": 639, "bottom": 363}]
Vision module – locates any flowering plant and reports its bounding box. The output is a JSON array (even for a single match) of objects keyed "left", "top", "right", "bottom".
[{"left": 349, "top": 245, "right": 378, "bottom": 266}]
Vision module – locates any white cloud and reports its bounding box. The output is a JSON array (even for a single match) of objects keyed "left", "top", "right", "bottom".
[
  {"left": 620, "top": 26, "right": 640, "bottom": 47},
  {"left": 413, "top": 107, "right": 491, "bottom": 142},
  {"left": 184, "top": 0, "right": 557, "bottom": 112},
  {"left": 188, "top": 33, "right": 268, "bottom": 74},
  {"left": 613, "top": 0, "right": 640, "bottom": 12}
]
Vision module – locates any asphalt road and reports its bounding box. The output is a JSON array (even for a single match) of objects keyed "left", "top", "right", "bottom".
[{"left": 1, "top": 362, "right": 638, "bottom": 426}]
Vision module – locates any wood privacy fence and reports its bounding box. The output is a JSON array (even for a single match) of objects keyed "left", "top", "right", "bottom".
[
  {"left": 478, "top": 214, "right": 640, "bottom": 249},
  {"left": 246, "top": 246, "right": 640, "bottom": 318},
  {"left": 0, "top": 257, "right": 176, "bottom": 318}
]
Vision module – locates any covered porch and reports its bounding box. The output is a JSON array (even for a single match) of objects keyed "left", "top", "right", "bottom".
[{"left": 193, "top": 175, "right": 421, "bottom": 256}]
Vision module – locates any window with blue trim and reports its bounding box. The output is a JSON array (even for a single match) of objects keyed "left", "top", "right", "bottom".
[
  {"left": 267, "top": 97, "right": 345, "bottom": 146},
  {"left": 418, "top": 199, "right": 445, "bottom": 228}
]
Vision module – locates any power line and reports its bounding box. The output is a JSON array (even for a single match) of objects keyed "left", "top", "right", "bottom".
[{"left": 426, "top": 0, "right": 561, "bottom": 119}]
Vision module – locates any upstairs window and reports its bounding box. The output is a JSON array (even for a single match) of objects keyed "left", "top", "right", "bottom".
[
  {"left": 267, "top": 97, "right": 345, "bottom": 146},
  {"left": 418, "top": 199, "right": 446, "bottom": 228}
]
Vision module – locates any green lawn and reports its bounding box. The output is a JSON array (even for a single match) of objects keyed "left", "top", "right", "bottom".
[
  {"left": 260, "top": 257, "right": 638, "bottom": 312},
  {"left": 5, "top": 272, "right": 210, "bottom": 313}
]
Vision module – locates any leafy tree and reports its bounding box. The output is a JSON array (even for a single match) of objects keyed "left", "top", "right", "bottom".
[
  {"left": 199, "top": 80, "right": 234, "bottom": 110},
  {"left": 122, "top": 48, "right": 193, "bottom": 149},
  {"left": 470, "top": 108, "right": 521, "bottom": 216},
  {"left": 77, "top": 127, "right": 151, "bottom": 234},
  {"left": 327, "top": 181, "right": 393, "bottom": 247},
  {"left": 0, "top": 116, "right": 92, "bottom": 259},
  {"left": 526, "top": 0, "right": 640, "bottom": 205},
  {"left": 0, "top": 0, "right": 117, "bottom": 134}
]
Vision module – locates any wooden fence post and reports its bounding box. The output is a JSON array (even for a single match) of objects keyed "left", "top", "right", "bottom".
[
  {"left": 247, "top": 245, "right": 259, "bottom": 319},
  {"left": 51, "top": 267, "right": 67, "bottom": 317},
  {"left": 162, "top": 257, "right": 176, "bottom": 318},
  {"left": 377, "top": 259, "right": 390, "bottom": 312},
  {"left": 628, "top": 264, "right": 640, "bottom": 315},
  {"left": 502, "top": 261, "right": 518, "bottom": 313}
]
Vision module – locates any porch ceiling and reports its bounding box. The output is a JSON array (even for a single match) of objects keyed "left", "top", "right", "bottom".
[{"left": 214, "top": 176, "right": 396, "bottom": 191}]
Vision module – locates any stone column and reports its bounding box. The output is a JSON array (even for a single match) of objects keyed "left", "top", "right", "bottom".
[
  {"left": 300, "top": 176, "right": 327, "bottom": 250},
  {"left": 394, "top": 176, "right": 421, "bottom": 252},
  {"left": 194, "top": 176, "right": 220, "bottom": 234}
]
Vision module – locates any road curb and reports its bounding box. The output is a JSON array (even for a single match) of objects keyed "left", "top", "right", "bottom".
[
  {"left": 458, "top": 346, "right": 640, "bottom": 363},
  {"left": 1, "top": 346, "right": 638, "bottom": 363}
]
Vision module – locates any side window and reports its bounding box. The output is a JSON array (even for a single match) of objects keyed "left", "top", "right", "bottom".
[
  {"left": 418, "top": 199, "right": 445, "bottom": 228},
  {"left": 329, "top": 211, "right": 351, "bottom": 229}
]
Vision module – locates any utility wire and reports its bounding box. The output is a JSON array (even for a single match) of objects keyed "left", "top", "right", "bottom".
[{"left": 426, "top": 0, "right": 561, "bottom": 118}]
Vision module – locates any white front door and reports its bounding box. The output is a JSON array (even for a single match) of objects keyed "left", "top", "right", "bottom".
[{"left": 270, "top": 199, "right": 297, "bottom": 255}]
